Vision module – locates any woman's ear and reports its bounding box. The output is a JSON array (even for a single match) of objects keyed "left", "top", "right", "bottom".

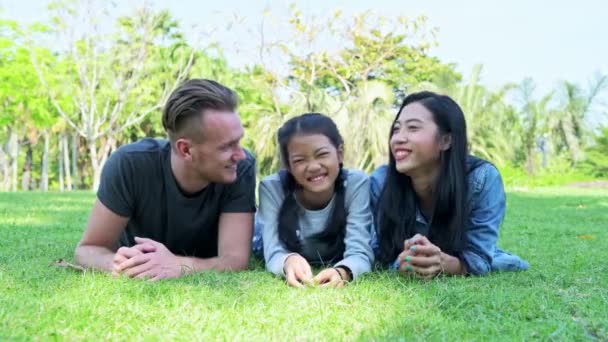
[
  {"left": 440, "top": 134, "right": 452, "bottom": 151},
  {"left": 337, "top": 144, "right": 344, "bottom": 163}
]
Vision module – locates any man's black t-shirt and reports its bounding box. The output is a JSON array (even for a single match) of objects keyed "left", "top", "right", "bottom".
[{"left": 97, "top": 138, "right": 256, "bottom": 258}]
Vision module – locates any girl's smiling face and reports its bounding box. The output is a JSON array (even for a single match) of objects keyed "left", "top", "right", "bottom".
[{"left": 287, "top": 133, "right": 343, "bottom": 198}]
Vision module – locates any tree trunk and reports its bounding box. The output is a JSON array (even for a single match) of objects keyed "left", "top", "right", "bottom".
[
  {"left": 0, "top": 142, "right": 7, "bottom": 191},
  {"left": 21, "top": 143, "right": 33, "bottom": 191},
  {"left": 89, "top": 136, "right": 114, "bottom": 191},
  {"left": 525, "top": 147, "right": 535, "bottom": 176},
  {"left": 59, "top": 135, "right": 64, "bottom": 192},
  {"left": 88, "top": 138, "right": 100, "bottom": 191},
  {"left": 72, "top": 133, "right": 79, "bottom": 190},
  {"left": 561, "top": 116, "right": 583, "bottom": 165},
  {"left": 40, "top": 130, "right": 49, "bottom": 192},
  {"left": 9, "top": 130, "right": 18, "bottom": 192},
  {"left": 62, "top": 134, "right": 72, "bottom": 190}
]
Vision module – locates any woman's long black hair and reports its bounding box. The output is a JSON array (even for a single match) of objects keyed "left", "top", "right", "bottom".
[
  {"left": 376, "top": 91, "right": 484, "bottom": 264},
  {"left": 277, "top": 113, "right": 348, "bottom": 261}
]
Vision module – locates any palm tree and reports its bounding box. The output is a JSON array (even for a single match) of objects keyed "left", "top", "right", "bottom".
[
  {"left": 249, "top": 79, "right": 396, "bottom": 175},
  {"left": 414, "top": 65, "right": 519, "bottom": 166},
  {"left": 332, "top": 80, "right": 395, "bottom": 172},
  {"left": 515, "top": 78, "right": 554, "bottom": 174},
  {"left": 551, "top": 74, "right": 608, "bottom": 165}
]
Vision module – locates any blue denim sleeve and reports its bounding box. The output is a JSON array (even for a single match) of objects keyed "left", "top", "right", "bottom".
[
  {"left": 460, "top": 164, "right": 505, "bottom": 276},
  {"left": 369, "top": 166, "right": 387, "bottom": 256},
  {"left": 392, "top": 257, "right": 400, "bottom": 270}
]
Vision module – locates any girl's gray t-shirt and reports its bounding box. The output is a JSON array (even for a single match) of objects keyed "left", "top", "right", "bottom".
[{"left": 258, "top": 168, "right": 374, "bottom": 279}]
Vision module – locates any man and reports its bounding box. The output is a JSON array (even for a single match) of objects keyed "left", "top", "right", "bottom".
[{"left": 75, "top": 79, "right": 256, "bottom": 280}]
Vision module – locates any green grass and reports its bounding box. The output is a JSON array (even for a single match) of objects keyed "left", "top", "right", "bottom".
[{"left": 1, "top": 188, "right": 607, "bottom": 341}]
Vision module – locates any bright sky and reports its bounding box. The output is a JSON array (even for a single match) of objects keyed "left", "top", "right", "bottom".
[{"left": 2, "top": 0, "right": 607, "bottom": 98}]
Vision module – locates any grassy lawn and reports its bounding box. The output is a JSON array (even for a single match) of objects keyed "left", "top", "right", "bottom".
[{"left": 1, "top": 188, "right": 607, "bottom": 341}]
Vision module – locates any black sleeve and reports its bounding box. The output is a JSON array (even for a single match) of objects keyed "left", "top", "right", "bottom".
[
  {"left": 221, "top": 152, "right": 256, "bottom": 213},
  {"left": 96, "top": 150, "right": 135, "bottom": 217}
]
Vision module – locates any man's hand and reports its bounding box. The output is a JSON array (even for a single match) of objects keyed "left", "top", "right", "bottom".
[
  {"left": 112, "top": 246, "right": 143, "bottom": 277},
  {"left": 75, "top": 199, "right": 129, "bottom": 272},
  {"left": 111, "top": 242, "right": 157, "bottom": 277},
  {"left": 283, "top": 254, "right": 314, "bottom": 288},
  {"left": 115, "top": 237, "right": 191, "bottom": 281}
]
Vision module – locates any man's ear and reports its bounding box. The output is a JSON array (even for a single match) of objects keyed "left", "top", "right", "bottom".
[
  {"left": 440, "top": 134, "right": 452, "bottom": 151},
  {"left": 175, "top": 138, "right": 193, "bottom": 161}
]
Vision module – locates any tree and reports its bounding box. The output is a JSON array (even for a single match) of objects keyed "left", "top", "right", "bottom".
[
  {"left": 551, "top": 74, "right": 608, "bottom": 165},
  {"left": 581, "top": 127, "right": 608, "bottom": 177},
  {"left": 514, "top": 78, "right": 554, "bottom": 174},
  {"left": 1, "top": 18, "right": 60, "bottom": 191},
  {"left": 248, "top": 6, "right": 460, "bottom": 174},
  {"left": 415, "top": 65, "right": 519, "bottom": 166},
  {"left": 31, "top": 1, "right": 195, "bottom": 190}
]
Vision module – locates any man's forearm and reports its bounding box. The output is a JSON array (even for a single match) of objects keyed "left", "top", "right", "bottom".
[
  {"left": 178, "top": 254, "right": 249, "bottom": 274},
  {"left": 75, "top": 245, "right": 115, "bottom": 272}
]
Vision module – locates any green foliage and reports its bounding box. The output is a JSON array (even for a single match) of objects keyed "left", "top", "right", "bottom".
[
  {"left": 0, "top": 29, "right": 57, "bottom": 128},
  {"left": 549, "top": 75, "right": 608, "bottom": 165},
  {"left": 415, "top": 65, "right": 520, "bottom": 166},
  {"left": 1, "top": 190, "right": 607, "bottom": 339},
  {"left": 248, "top": 8, "right": 462, "bottom": 176},
  {"left": 580, "top": 127, "right": 608, "bottom": 177},
  {"left": 499, "top": 163, "right": 595, "bottom": 187},
  {"left": 1, "top": 3, "right": 607, "bottom": 189}
]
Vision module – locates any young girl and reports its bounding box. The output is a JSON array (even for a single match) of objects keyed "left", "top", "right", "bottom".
[
  {"left": 371, "top": 91, "right": 528, "bottom": 278},
  {"left": 253, "top": 113, "right": 374, "bottom": 288}
]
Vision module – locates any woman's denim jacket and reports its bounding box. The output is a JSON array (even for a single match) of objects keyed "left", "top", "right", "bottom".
[{"left": 370, "top": 159, "right": 529, "bottom": 275}]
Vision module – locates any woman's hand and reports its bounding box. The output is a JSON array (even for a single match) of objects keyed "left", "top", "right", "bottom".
[
  {"left": 283, "top": 254, "right": 314, "bottom": 288},
  {"left": 398, "top": 234, "right": 444, "bottom": 279},
  {"left": 398, "top": 234, "right": 466, "bottom": 278}
]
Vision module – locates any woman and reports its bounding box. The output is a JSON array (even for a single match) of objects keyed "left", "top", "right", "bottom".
[
  {"left": 254, "top": 113, "right": 374, "bottom": 288},
  {"left": 371, "top": 91, "right": 528, "bottom": 278}
]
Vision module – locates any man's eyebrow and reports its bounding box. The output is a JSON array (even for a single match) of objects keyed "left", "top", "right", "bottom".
[{"left": 221, "top": 133, "right": 244, "bottom": 147}]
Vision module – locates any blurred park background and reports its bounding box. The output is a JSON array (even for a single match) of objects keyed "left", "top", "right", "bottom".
[
  {"left": 1, "top": 0, "right": 607, "bottom": 191},
  {"left": 2, "top": 2, "right": 607, "bottom": 340}
]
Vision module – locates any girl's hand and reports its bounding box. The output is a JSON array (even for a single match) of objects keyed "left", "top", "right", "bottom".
[
  {"left": 398, "top": 234, "right": 444, "bottom": 279},
  {"left": 313, "top": 267, "right": 347, "bottom": 288},
  {"left": 283, "top": 254, "right": 314, "bottom": 288}
]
